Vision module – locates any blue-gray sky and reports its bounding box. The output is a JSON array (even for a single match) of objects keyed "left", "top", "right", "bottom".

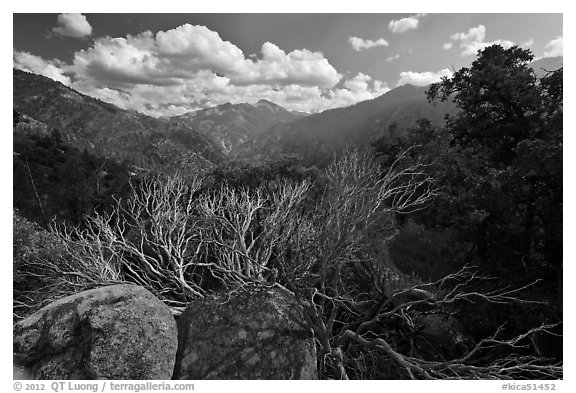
[{"left": 13, "top": 13, "right": 563, "bottom": 116}]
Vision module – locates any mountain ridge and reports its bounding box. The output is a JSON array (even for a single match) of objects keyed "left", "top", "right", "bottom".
[
  {"left": 229, "top": 56, "right": 563, "bottom": 167},
  {"left": 13, "top": 69, "right": 224, "bottom": 175},
  {"left": 14, "top": 55, "right": 562, "bottom": 171},
  {"left": 168, "top": 99, "right": 306, "bottom": 155},
  {"left": 229, "top": 84, "right": 457, "bottom": 167}
]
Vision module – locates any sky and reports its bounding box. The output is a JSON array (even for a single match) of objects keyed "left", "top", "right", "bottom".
[{"left": 13, "top": 13, "right": 563, "bottom": 117}]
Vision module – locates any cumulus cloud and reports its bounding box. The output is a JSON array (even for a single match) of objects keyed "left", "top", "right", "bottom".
[
  {"left": 316, "top": 73, "right": 389, "bottom": 111},
  {"left": 343, "top": 73, "right": 376, "bottom": 94},
  {"left": 13, "top": 51, "right": 71, "bottom": 85},
  {"left": 397, "top": 69, "right": 452, "bottom": 87},
  {"left": 348, "top": 36, "right": 389, "bottom": 51},
  {"left": 154, "top": 24, "right": 250, "bottom": 76},
  {"left": 521, "top": 38, "right": 534, "bottom": 48},
  {"left": 388, "top": 14, "right": 426, "bottom": 34},
  {"left": 52, "top": 13, "right": 92, "bottom": 38},
  {"left": 543, "top": 36, "right": 563, "bottom": 57},
  {"left": 386, "top": 54, "right": 400, "bottom": 62},
  {"left": 442, "top": 42, "right": 453, "bottom": 50},
  {"left": 18, "top": 23, "right": 392, "bottom": 115},
  {"left": 450, "top": 24, "right": 486, "bottom": 43},
  {"left": 241, "top": 42, "right": 341, "bottom": 87},
  {"left": 449, "top": 25, "right": 514, "bottom": 56},
  {"left": 389, "top": 17, "right": 418, "bottom": 33},
  {"left": 74, "top": 71, "right": 388, "bottom": 115},
  {"left": 71, "top": 26, "right": 341, "bottom": 90}
]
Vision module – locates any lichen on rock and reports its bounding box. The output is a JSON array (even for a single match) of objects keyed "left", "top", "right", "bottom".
[
  {"left": 173, "top": 284, "right": 317, "bottom": 379},
  {"left": 13, "top": 284, "right": 177, "bottom": 380}
]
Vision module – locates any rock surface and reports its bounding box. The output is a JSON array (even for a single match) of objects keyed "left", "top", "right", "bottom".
[
  {"left": 13, "top": 284, "right": 177, "bottom": 380},
  {"left": 173, "top": 284, "right": 317, "bottom": 379}
]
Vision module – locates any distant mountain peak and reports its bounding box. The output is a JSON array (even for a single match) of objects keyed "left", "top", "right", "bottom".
[
  {"left": 230, "top": 82, "right": 457, "bottom": 167},
  {"left": 254, "top": 99, "right": 282, "bottom": 110},
  {"left": 257, "top": 99, "right": 276, "bottom": 105},
  {"left": 168, "top": 98, "right": 306, "bottom": 155}
]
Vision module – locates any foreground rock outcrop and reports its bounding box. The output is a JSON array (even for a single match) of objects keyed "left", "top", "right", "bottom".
[
  {"left": 13, "top": 284, "right": 177, "bottom": 380},
  {"left": 173, "top": 284, "right": 317, "bottom": 379}
]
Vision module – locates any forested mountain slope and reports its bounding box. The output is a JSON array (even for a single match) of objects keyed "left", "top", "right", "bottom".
[
  {"left": 169, "top": 99, "right": 306, "bottom": 155},
  {"left": 14, "top": 69, "right": 224, "bottom": 175},
  {"left": 230, "top": 84, "right": 457, "bottom": 167}
]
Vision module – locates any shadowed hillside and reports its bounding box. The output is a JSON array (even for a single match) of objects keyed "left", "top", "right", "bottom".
[
  {"left": 230, "top": 84, "right": 457, "bottom": 167},
  {"left": 169, "top": 99, "right": 307, "bottom": 155},
  {"left": 13, "top": 69, "right": 224, "bottom": 175}
]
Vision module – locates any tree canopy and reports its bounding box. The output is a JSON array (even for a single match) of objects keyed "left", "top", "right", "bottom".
[{"left": 372, "top": 45, "right": 562, "bottom": 349}]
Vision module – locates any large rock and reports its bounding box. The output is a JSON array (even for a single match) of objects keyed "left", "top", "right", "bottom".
[
  {"left": 173, "top": 284, "right": 317, "bottom": 379},
  {"left": 13, "top": 284, "right": 177, "bottom": 380}
]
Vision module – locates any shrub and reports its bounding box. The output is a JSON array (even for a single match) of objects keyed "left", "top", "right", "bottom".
[
  {"left": 13, "top": 210, "right": 123, "bottom": 321},
  {"left": 20, "top": 150, "right": 561, "bottom": 379}
]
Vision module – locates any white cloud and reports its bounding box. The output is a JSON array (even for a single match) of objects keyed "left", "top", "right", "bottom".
[
  {"left": 71, "top": 27, "right": 341, "bottom": 91},
  {"left": 343, "top": 72, "right": 373, "bottom": 93},
  {"left": 543, "top": 36, "right": 563, "bottom": 57},
  {"left": 521, "top": 38, "right": 534, "bottom": 48},
  {"left": 450, "top": 25, "right": 515, "bottom": 56},
  {"left": 348, "top": 36, "right": 389, "bottom": 51},
  {"left": 52, "top": 13, "right": 92, "bottom": 38},
  {"left": 386, "top": 54, "right": 400, "bottom": 62},
  {"left": 450, "top": 24, "right": 486, "bottom": 43},
  {"left": 317, "top": 73, "right": 390, "bottom": 110},
  {"left": 71, "top": 69, "right": 389, "bottom": 116},
  {"left": 71, "top": 33, "right": 171, "bottom": 88},
  {"left": 449, "top": 25, "right": 515, "bottom": 56},
  {"left": 17, "top": 23, "right": 393, "bottom": 116},
  {"left": 13, "top": 51, "right": 71, "bottom": 85},
  {"left": 397, "top": 69, "right": 453, "bottom": 87},
  {"left": 388, "top": 17, "right": 419, "bottom": 33},
  {"left": 241, "top": 42, "right": 341, "bottom": 88},
  {"left": 442, "top": 42, "right": 453, "bottom": 50},
  {"left": 154, "top": 24, "right": 251, "bottom": 76}
]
